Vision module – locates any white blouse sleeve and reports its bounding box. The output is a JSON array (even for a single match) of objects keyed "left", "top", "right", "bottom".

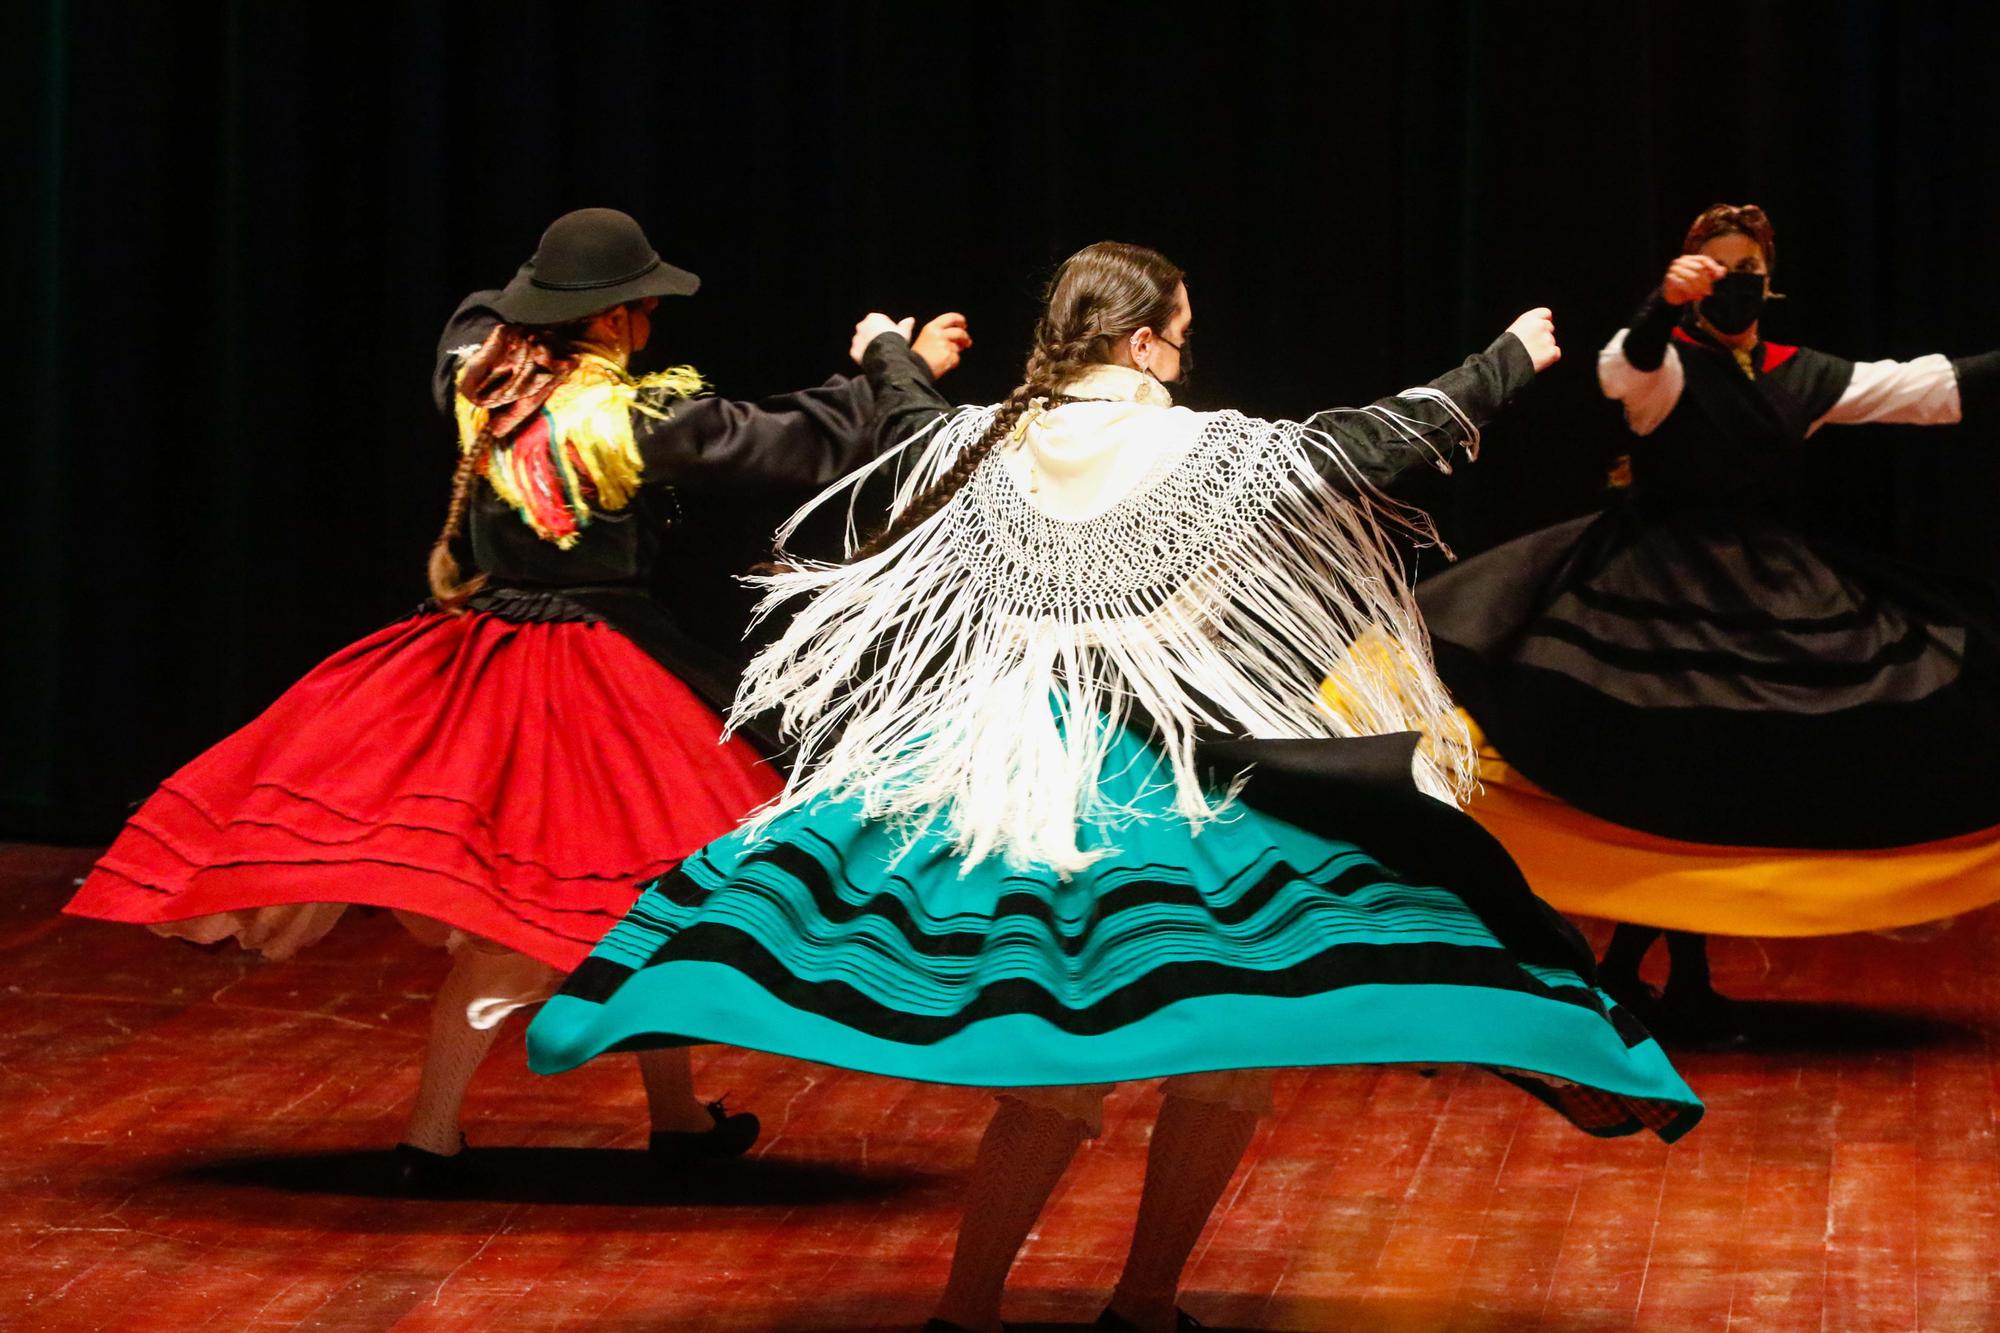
[
  {"left": 1807, "top": 354, "right": 1962, "bottom": 436},
  {"left": 1597, "top": 328, "right": 1685, "bottom": 437}
]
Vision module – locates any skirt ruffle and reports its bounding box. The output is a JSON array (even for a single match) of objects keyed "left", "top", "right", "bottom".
[
  {"left": 526, "top": 727, "right": 1702, "bottom": 1142},
  {"left": 65, "top": 610, "right": 782, "bottom": 970}
]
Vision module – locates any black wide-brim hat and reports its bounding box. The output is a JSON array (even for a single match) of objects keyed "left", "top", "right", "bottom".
[{"left": 489, "top": 207, "right": 701, "bottom": 326}]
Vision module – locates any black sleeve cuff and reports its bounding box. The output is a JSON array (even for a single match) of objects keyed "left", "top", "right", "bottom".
[
  {"left": 1488, "top": 331, "right": 1538, "bottom": 399},
  {"left": 862, "top": 331, "right": 935, "bottom": 383},
  {"left": 1621, "top": 287, "right": 1678, "bottom": 372},
  {"left": 1419, "top": 331, "right": 1537, "bottom": 432},
  {"left": 1951, "top": 349, "right": 2000, "bottom": 421}
]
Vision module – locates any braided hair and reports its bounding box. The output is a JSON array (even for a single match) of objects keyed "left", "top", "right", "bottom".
[
  {"left": 426, "top": 433, "right": 497, "bottom": 609},
  {"left": 1684, "top": 203, "right": 1776, "bottom": 271},
  {"left": 846, "top": 241, "right": 1185, "bottom": 564},
  {"left": 426, "top": 315, "right": 600, "bottom": 608}
]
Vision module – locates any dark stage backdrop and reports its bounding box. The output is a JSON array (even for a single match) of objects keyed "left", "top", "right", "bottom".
[{"left": 6, "top": 1, "right": 1997, "bottom": 841}]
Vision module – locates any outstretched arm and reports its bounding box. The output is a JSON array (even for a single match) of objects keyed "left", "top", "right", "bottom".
[
  {"left": 1810, "top": 348, "right": 2000, "bottom": 434},
  {"left": 637, "top": 375, "right": 884, "bottom": 493},
  {"left": 638, "top": 311, "right": 970, "bottom": 493},
  {"left": 1304, "top": 309, "right": 1556, "bottom": 491}
]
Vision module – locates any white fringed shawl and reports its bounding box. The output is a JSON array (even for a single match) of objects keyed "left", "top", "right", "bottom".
[{"left": 731, "top": 376, "right": 1477, "bottom": 874}]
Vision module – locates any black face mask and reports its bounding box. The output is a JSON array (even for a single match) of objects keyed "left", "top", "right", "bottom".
[
  {"left": 1150, "top": 334, "right": 1192, "bottom": 388},
  {"left": 1698, "top": 271, "right": 1768, "bottom": 335}
]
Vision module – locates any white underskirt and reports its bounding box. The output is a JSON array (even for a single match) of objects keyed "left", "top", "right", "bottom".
[{"left": 150, "top": 906, "right": 559, "bottom": 1028}]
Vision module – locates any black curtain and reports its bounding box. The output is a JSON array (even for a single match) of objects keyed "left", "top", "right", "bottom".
[{"left": 6, "top": 0, "right": 1996, "bottom": 841}]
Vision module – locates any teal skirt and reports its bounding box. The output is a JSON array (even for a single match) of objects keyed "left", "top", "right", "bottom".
[{"left": 527, "top": 729, "right": 1702, "bottom": 1141}]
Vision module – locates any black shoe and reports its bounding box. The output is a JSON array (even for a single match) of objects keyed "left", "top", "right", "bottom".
[
  {"left": 648, "top": 1100, "right": 760, "bottom": 1162},
  {"left": 389, "top": 1136, "right": 483, "bottom": 1197},
  {"left": 1597, "top": 967, "right": 1661, "bottom": 1022},
  {"left": 1097, "top": 1306, "right": 1204, "bottom": 1331},
  {"left": 1653, "top": 984, "right": 1749, "bottom": 1048}
]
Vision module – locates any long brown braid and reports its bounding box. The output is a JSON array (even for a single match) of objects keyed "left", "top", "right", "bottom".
[
  {"left": 845, "top": 241, "right": 1185, "bottom": 565},
  {"left": 425, "top": 315, "right": 603, "bottom": 609},
  {"left": 427, "top": 432, "right": 496, "bottom": 609}
]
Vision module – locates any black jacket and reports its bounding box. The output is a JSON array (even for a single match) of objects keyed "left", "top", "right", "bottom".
[{"left": 432, "top": 291, "right": 938, "bottom": 740}]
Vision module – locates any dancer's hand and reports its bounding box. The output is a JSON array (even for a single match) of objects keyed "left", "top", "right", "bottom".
[
  {"left": 850, "top": 313, "right": 916, "bottom": 365},
  {"left": 1505, "top": 307, "right": 1562, "bottom": 372},
  {"left": 911, "top": 312, "right": 973, "bottom": 379},
  {"left": 1662, "top": 254, "right": 1728, "bottom": 305}
]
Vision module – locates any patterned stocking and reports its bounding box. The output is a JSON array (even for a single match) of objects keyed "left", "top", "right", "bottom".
[
  {"left": 932, "top": 1096, "right": 1091, "bottom": 1332},
  {"left": 1106, "top": 1092, "right": 1260, "bottom": 1331}
]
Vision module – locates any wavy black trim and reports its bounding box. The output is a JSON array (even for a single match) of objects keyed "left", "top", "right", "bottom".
[
  {"left": 625, "top": 864, "right": 1463, "bottom": 978},
  {"left": 625, "top": 838, "right": 1394, "bottom": 963},
  {"left": 560, "top": 920, "right": 1641, "bottom": 1048},
  {"left": 562, "top": 957, "right": 642, "bottom": 1003},
  {"left": 1564, "top": 580, "right": 1890, "bottom": 635},
  {"left": 118, "top": 782, "right": 648, "bottom": 947},
  {"left": 1529, "top": 612, "right": 1939, "bottom": 686}
]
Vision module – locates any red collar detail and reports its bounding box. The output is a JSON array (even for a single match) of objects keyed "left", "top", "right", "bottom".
[{"left": 1672, "top": 325, "right": 1798, "bottom": 372}]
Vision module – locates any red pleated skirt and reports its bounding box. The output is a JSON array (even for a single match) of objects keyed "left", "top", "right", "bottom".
[{"left": 64, "top": 610, "right": 783, "bottom": 970}]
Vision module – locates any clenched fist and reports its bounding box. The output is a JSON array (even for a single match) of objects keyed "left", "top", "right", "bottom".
[
  {"left": 911, "top": 312, "right": 973, "bottom": 379},
  {"left": 1504, "top": 307, "right": 1561, "bottom": 372},
  {"left": 849, "top": 313, "right": 916, "bottom": 365},
  {"left": 1662, "top": 254, "right": 1728, "bottom": 306}
]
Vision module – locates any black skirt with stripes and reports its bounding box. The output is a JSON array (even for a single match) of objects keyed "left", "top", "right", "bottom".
[{"left": 1418, "top": 501, "right": 2000, "bottom": 849}]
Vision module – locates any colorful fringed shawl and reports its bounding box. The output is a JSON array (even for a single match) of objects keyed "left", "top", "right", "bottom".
[
  {"left": 732, "top": 383, "right": 1480, "bottom": 875},
  {"left": 454, "top": 350, "right": 703, "bottom": 548}
]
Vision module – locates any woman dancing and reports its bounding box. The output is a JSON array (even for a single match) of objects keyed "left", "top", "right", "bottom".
[
  {"left": 1416, "top": 203, "right": 2000, "bottom": 1040},
  {"left": 65, "top": 207, "right": 971, "bottom": 1188},
  {"left": 527, "top": 241, "right": 1699, "bottom": 1330}
]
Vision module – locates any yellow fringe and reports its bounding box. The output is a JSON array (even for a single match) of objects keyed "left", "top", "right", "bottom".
[
  {"left": 454, "top": 355, "right": 704, "bottom": 547},
  {"left": 1320, "top": 629, "right": 1477, "bottom": 793}
]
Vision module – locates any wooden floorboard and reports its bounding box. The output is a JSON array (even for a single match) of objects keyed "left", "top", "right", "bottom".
[{"left": 4, "top": 842, "right": 1996, "bottom": 1331}]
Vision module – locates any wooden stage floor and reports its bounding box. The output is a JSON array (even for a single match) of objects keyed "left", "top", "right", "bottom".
[{"left": 4, "top": 842, "right": 1997, "bottom": 1331}]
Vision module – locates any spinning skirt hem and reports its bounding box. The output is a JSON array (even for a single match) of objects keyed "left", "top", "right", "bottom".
[
  {"left": 527, "top": 725, "right": 1702, "bottom": 1142},
  {"left": 532, "top": 963, "right": 1701, "bottom": 1142},
  {"left": 64, "top": 610, "right": 782, "bottom": 972},
  {"left": 1461, "top": 720, "right": 2000, "bottom": 937}
]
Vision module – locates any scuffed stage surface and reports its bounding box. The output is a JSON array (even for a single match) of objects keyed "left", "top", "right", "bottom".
[{"left": 5, "top": 842, "right": 1997, "bottom": 1331}]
